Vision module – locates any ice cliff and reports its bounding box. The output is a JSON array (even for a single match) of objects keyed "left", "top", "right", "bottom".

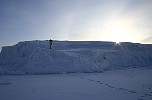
[{"left": 0, "top": 40, "right": 152, "bottom": 74}]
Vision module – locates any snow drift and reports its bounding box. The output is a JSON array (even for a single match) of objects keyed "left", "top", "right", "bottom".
[{"left": 0, "top": 40, "right": 152, "bottom": 74}]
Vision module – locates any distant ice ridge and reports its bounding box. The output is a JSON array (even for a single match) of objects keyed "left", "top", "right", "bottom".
[{"left": 0, "top": 40, "right": 152, "bottom": 75}]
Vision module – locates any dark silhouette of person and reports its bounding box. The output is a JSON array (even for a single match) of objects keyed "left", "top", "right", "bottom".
[{"left": 49, "top": 39, "right": 53, "bottom": 49}]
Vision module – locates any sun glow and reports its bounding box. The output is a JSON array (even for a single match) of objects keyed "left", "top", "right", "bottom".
[
  {"left": 115, "top": 41, "right": 120, "bottom": 44},
  {"left": 101, "top": 17, "right": 138, "bottom": 43},
  {"left": 78, "top": 15, "right": 144, "bottom": 43}
]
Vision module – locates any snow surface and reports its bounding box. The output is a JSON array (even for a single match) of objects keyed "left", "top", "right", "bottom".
[
  {"left": 0, "top": 40, "right": 152, "bottom": 100},
  {"left": 0, "top": 68, "right": 152, "bottom": 100},
  {"left": 0, "top": 40, "right": 152, "bottom": 74}
]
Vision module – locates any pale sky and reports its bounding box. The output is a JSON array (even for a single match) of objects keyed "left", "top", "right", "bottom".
[{"left": 0, "top": 0, "right": 152, "bottom": 49}]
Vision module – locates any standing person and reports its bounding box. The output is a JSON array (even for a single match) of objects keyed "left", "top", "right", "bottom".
[{"left": 49, "top": 39, "right": 53, "bottom": 49}]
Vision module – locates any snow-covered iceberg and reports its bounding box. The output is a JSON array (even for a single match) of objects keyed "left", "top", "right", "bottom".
[{"left": 0, "top": 40, "right": 152, "bottom": 74}]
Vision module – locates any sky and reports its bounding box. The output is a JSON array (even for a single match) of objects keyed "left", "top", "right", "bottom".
[{"left": 0, "top": 0, "right": 152, "bottom": 49}]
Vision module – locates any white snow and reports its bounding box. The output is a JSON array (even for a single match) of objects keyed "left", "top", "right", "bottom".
[
  {"left": 0, "top": 40, "right": 152, "bottom": 100},
  {"left": 0, "top": 40, "right": 152, "bottom": 74},
  {"left": 0, "top": 68, "right": 152, "bottom": 100}
]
